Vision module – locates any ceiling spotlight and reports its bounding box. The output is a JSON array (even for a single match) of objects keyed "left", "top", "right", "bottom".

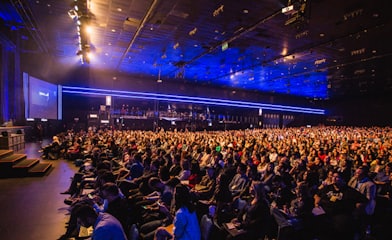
[
  {"left": 68, "top": 9, "right": 77, "bottom": 19},
  {"left": 189, "top": 27, "right": 197, "bottom": 36},
  {"left": 213, "top": 5, "right": 224, "bottom": 17},
  {"left": 282, "top": 4, "right": 298, "bottom": 15},
  {"left": 70, "top": 0, "right": 92, "bottom": 64},
  {"left": 157, "top": 69, "right": 163, "bottom": 83},
  {"left": 85, "top": 25, "right": 92, "bottom": 34}
]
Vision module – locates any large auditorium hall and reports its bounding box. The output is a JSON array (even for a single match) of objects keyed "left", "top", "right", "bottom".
[{"left": 1, "top": 0, "right": 392, "bottom": 239}]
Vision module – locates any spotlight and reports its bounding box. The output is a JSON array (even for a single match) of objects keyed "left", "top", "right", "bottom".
[
  {"left": 85, "top": 25, "right": 92, "bottom": 34},
  {"left": 68, "top": 9, "right": 77, "bottom": 19},
  {"left": 86, "top": 52, "right": 92, "bottom": 61},
  {"left": 69, "top": 1, "right": 92, "bottom": 64}
]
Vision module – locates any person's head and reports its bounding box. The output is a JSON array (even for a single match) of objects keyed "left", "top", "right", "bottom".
[
  {"left": 272, "top": 175, "right": 283, "bottom": 188},
  {"left": 250, "top": 181, "right": 266, "bottom": 200},
  {"left": 150, "top": 159, "right": 160, "bottom": 172},
  {"left": 158, "top": 165, "right": 170, "bottom": 181},
  {"left": 295, "top": 182, "right": 310, "bottom": 198},
  {"left": 74, "top": 204, "right": 98, "bottom": 228},
  {"left": 215, "top": 152, "right": 223, "bottom": 161},
  {"left": 326, "top": 169, "right": 334, "bottom": 180},
  {"left": 96, "top": 160, "right": 111, "bottom": 171},
  {"left": 266, "top": 162, "right": 275, "bottom": 173},
  {"left": 237, "top": 163, "right": 247, "bottom": 175},
  {"left": 99, "top": 170, "right": 116, "bottom": 183},
  {"left": 355, "top": 165, "right": 370, "bottom": 180},
  {"left": 205, "top": 147, "right": 212, "bottom": 154},
  {"left": 143, "top": 156, "right": 152, "bottom": 169},
  {"left": 148, "top": 177, "right": 163, "bottom": 191},
  {"left": 173, "top": 154, "right": 181, "bottom": 164},
  {"left": 340, "top": 157, "right": 348, "bottom": 167},
  {"left": 181, "top": 159, "right": 190, "bottom": 170},
  {"left": 134, "top": 152, "right": 143, "bottom": 162},
  {"left": 225, "top": 157, "right": 233, "bottom": 166},
  {"left": 95, "top": 170, "right": 115, "bottom": 189},
  {"left": 206, "top": 166, "right": 216, "bottom": 178},
  {"left": 314, "top": 156, "right": 321, "bottom": 165},
  {"left": 166, "top": 177, "right": 181, "bottom": 189},
  {"left": 190, "top": 160, "right": 201, "bottom": 174},
  {"left": 217, "top": 172, "right": 230, "bottom": 187},
  {"left": 174, "top": 184, "right": 194, "bottom": 212},
  {"left": 100, "top": 182, "right": 120, "bottom": 201},
  {"left": 260, "top": 154, "right": 267, "bottom": 163},
  {"left": 385, "top": 162, "right": 392, "bottom": 172},
  {"left": 331, "top": 171, "right": 345, "bottom": 187}
]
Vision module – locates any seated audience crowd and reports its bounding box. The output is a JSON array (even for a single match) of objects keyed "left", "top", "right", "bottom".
[{"left": 56, "top": 126, "right": 392, "bottom": 240}]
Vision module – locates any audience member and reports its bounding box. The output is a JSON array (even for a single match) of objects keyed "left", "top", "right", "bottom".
[
  {"left": 54, "top": 126, "right": 392, "bottom": 240},
  {"left": 73, "top": 204, "right": 128, "bottom": 240},
  {"left": 155, "top": 184, "right": 201, "bottom": 240}
]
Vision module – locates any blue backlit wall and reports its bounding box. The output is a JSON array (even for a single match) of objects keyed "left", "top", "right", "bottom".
[{"left": 62, "top": 86, "right": 325, "bottom": 115}]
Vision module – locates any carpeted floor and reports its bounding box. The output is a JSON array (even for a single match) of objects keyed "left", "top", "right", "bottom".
[{"left": 0, "top": 140, "right": 78, "bottom": 240}]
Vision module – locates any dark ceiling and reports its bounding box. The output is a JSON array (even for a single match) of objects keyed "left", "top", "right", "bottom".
[{"left": 1, "top": 0, "right": 392, "bottom": 100}]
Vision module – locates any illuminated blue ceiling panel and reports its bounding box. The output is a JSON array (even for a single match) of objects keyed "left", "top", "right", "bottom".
[
  {"left": 0, "top": 2, "right": 23, "bottom": 25},
  {"left": 3, "top": 0, "right": 391, "bottom": 100}
]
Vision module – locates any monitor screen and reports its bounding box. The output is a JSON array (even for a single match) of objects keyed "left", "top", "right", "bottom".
[{"left": 25, "top": 75, "right": 59, "bottom": 120}]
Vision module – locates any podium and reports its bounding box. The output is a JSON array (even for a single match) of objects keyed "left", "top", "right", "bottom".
[{"left": 0, "top": 126, "right": 27, "bottom": 152}]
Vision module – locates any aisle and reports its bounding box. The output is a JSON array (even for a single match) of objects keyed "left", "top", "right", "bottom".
[{"left": 0, "top": 140, "right": 78, "bottom": 240}]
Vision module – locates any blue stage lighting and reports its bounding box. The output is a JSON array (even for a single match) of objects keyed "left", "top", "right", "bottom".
[{"left": 62, "top": 86, "right": 325, "bottom": 115}]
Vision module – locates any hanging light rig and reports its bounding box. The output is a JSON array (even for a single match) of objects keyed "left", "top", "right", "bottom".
[
  {"left": 69, "top": 0, "right": 92, "bottom": 64},
  {"left": 157, "top": 69, "right": 162, "bottom": 83}
]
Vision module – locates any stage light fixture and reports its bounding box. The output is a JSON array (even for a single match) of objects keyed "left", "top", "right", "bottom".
[
  {"left": 68, "top": 9, "right": 77, "bottom": 19},
  {"left": 69, "top": 0, "right": 91, "bottom": 64}
]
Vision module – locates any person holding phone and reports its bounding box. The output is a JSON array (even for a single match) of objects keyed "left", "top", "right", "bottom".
[
  {"left": 92, "top": 183, "right": 129, "bottom": 232},
  {"left": 73, "top": 204, "right": 127, "bottom": 240}
]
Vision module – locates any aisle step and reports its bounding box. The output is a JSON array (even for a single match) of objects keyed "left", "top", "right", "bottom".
[
  {"left": 0, "top": 150, "right": 13, "bottom": 159},
  {"left": 28, "top": 162, "right": 53, "bottom": 176},
  {"left": 12, "top": 158, "right": 40, "bottom": 169},
  {"left": 0, "top": 154, "right": 27, "bottom": 164}
]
